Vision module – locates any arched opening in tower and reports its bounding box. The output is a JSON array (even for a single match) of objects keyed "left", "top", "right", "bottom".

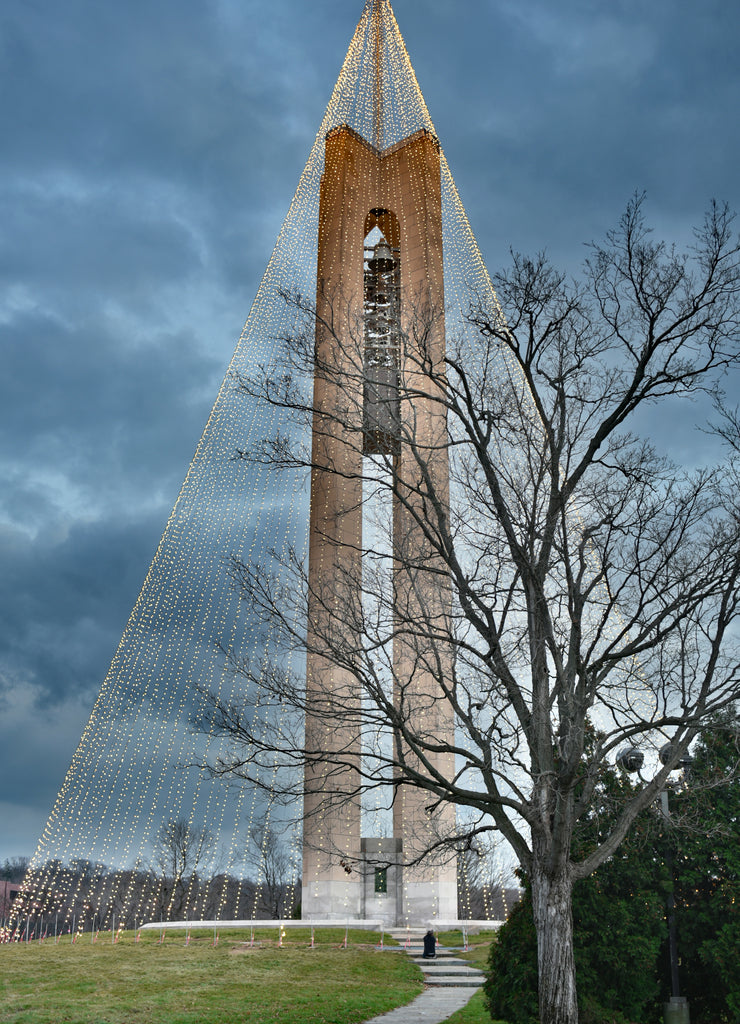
[
  {"left": 363, "top": 208, "right": 400, "bottom": 456},
  {"left": 360, "top": 209, "right": 401, "bottom": 841}
]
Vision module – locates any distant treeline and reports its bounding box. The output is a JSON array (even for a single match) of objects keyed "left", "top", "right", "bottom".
[
  {"left": 0, "top": 857, "right": 29, "bottom": 883},
  {"left": 4, "top": 848, "right": 520, "bottom": 937},
  {"left": 6, "top": 859, "right": 300, "bottom": 937}
]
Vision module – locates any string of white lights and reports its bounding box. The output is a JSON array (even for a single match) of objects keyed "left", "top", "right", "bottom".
[{"left": 9, "top": 0, "right": 596, "bottom": 938}]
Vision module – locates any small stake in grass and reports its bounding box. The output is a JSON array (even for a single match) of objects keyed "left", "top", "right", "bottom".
[{"left": 310, "top": 926, "right": 315, "bottom": 948}]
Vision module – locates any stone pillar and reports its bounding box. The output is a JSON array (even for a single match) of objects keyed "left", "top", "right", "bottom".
[
  {"left": 664, "top": 998, "right": 690, "bottom": 1024},
  {"left": 302, "top": 127, "right": 368, "bottom": 920},
  {"left": 388, "top": 130, "right": 457, "bottom": 925}
]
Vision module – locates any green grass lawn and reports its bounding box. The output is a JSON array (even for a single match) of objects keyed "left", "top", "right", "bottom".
[
  {"left": 0, "top": 929, "right": 423, "bottom": 1024},
  {"left": 443, "top": 990, "right": 492, "bottom": 1024}
]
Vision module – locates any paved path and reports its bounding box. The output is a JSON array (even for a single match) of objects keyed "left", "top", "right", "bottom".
[
  {"left": 363, "top": 933, "right": 485, "bottom": 1024},
  {"left": 363, "top": 985, "right": 479, "bottom": 1023}
]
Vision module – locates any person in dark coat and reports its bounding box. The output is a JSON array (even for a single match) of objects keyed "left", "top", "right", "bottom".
[{"left": 422, "top": 929, "right": 436, "bottom": 958}]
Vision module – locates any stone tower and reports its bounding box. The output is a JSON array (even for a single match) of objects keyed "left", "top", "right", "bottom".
[{"left": 301, "top": 119, "right": 457, "bottom": 925}]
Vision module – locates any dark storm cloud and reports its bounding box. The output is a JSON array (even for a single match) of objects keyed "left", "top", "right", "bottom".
[
  {"left": 416, "top": 0, "right": 740, "bottom": 267},
  {"left": 1, "top": 307, "right": 219, "bottom": 492},
  {"left": 0, "top": 511, "right": 165, "bottom": 844},
  {"left": 1, "top": 0, "right": 739, "bottom": 860},
  {"left": 0, "top": 511, "right": 162, "bottom": 709}
]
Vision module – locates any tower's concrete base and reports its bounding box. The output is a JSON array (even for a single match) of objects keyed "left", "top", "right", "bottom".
[
  {"left": 301, "top": 878, "right": 362, "bottom": 921},
  {"left": 302, "top": 836, "right": 457, "bottom": 927},
  {"left": 402, "top": 877, "right": 458, "bottom": 925}
]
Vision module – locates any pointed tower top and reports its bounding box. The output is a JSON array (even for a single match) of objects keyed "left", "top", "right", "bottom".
[{"left": 320, "top": 0, "right": 435, "bottom": 153}]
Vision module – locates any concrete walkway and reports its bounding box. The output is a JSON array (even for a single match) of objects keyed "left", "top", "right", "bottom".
[
  {"left": 363, "top": 985, "right": 479, "bottom": 1023},
  {"left": 363, "top": 932, "right": 485, "bottom": 1024}
]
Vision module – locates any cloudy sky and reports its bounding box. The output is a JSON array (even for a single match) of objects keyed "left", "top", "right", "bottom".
[{"left": 1, "top": 0, "right": 739, "bottom": 862}]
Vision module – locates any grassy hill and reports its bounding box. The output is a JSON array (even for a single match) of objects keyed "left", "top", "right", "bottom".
[
  {"left": 0, "top": 926, "right": 505, "bottom": 1024},
  {"left": 0, "top": 928, "right": 422, "bottom": 1024}
]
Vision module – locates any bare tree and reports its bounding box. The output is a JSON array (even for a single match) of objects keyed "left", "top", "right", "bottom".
[
  {"left": 248, "top": 826, "right": 299, "bottom": 919},
  {"left": 202, "top": 196, "right": 740, "bottom": 1024},
  {"left": 457, "top": 839, "right": 521, "bottom": 922},
  {"left": 150, "top": 818, "right": 216, "bottom": 921}
]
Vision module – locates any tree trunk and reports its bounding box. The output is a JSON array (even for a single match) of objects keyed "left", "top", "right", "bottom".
[{"left": 531, "top": 854, "right": 579, "bottom": 1024}]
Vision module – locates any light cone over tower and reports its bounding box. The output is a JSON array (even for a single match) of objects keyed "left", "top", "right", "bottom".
[{"left": 9, "top": 0, "right": 508, "bottom": 935}]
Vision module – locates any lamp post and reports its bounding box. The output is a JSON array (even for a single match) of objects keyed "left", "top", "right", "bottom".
[{"left": 616, "top": 743, "right": 691, "bottom": 1024}]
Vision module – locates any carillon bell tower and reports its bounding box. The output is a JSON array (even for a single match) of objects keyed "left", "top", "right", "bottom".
[{"left": 301, "top": 1, "right": 457, "bottom": 925}]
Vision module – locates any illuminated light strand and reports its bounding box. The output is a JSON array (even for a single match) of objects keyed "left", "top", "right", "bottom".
[{"left": 7, "top": 0, "right": 571, "bottom": 939}]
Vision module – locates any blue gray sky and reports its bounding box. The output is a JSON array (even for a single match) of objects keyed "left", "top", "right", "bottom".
[{"left": 1, "top": 0, "right": 739, "bottom": 861}]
